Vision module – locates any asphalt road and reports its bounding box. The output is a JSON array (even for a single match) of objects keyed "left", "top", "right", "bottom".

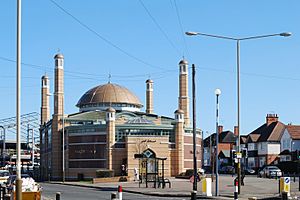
[{"left": 40, "top": 183, "right": 188, "bottom": 200}]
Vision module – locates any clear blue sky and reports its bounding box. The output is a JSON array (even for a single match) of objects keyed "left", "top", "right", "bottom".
[{"left": 1, "top": 1, "right": 299, "bottom": 139}]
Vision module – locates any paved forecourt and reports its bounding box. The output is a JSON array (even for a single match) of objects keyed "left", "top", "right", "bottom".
[{"left": 51, "top": 175, "right": 300, "bottom": 200}]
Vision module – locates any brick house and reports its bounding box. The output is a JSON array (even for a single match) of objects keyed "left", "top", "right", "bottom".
[
  {"left": 203, "top": 126, "right": 237, "bottom": 171},
  {"left": 246, "top": 114, "right": 285, "bottom": 168},
  {"left": 280, "top": 125, "right": 300, "bottom": 161}
]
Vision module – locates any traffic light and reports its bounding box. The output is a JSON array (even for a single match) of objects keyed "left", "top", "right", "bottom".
[
  {"left": 231, "top": 149, "right": 236, "bottom": 159},
  {"left": 231, "top": 150, "right": 238, "bottom": 164},
  {"left": 242, "top": 148, "right": 248, "bottom": 158}
]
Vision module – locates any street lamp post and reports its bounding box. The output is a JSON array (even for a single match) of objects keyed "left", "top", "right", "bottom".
[
  {"left": 186, "top": 31, "right": 291, "bottom": 195},
  {"left": 16, "top": 0, "right": 22, "bottom": 199},
  {"left": 215, "top": 88, "right": 221, "bottom": 196}
]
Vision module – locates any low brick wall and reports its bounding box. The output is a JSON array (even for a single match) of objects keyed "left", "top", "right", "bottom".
[{"left": 92, "top": 176, "right": 129, "bottom": 183}]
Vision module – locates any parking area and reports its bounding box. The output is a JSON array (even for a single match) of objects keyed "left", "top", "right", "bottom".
[{"left": 209, "top": 174, "right": 300, "bottom": 199}]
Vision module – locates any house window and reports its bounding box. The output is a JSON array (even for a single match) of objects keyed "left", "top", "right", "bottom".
[
  {"left": 283, "top": 139, "right": 290, "bottom": 149},
  {"left": 259, "top": 157, "right": 266, "bottom": 167}
]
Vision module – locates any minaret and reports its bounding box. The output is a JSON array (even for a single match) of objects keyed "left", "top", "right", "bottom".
[
  {"left": 178, "top": 59, "right": 190, "bottom": 126},
  {"left": 146, "top": 79, "right": 154, "bottom": 114},
  {"left": 54, "top": 53, "right": 64, "bottom": 117},
  {"left": 40, "top": 75, "right": 50, "bottom": 125},
  {"left": 174, "top": 109, "right": 184, "bottom": 175},
  {"left": 52, "top": 53, "right": 64, "bottom": 180},
  {"left": 106, "top": 107, "right": 116, "bottom": 171}
]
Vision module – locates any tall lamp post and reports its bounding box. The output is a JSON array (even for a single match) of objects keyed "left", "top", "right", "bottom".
[
  {"left": 186, "top": 31, "right": 291, "bottom": 194},
  {"left": 215, "top": 88, "right": 221, "bottom": 196},
  {"left": 16, "top": 0, "right": 22, "bottom": 199}
]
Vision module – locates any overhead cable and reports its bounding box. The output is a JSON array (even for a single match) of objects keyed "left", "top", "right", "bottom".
[
  {"left": 173, "top": 0, "right": 191, "bottom": 59},
  {"left": 49, "top": 0, "right": 165, "bottom": 70},
  {"left": 139, "top": 0, "right": 181, "bottom": 57}
]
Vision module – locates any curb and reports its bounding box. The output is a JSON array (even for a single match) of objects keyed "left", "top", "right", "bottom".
[
  {"left": 46, "top": 182, "right": 282, "bottom": 200},
  {"left": 48, "top": 182, "right": 217, "bottom": 198}
]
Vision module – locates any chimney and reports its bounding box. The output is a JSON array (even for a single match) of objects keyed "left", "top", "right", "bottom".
[
  {"left": 234, "top": 126, "right": 239, "bottom": 136},
  {"left": 146, "top": 79, "right": 153, "bottom": 114},
  {"left": 218, "top": 125, "right": 223, "bottom": 134},
  {"left": 266, "top": 114, "right": 278, "bottom": 126}
]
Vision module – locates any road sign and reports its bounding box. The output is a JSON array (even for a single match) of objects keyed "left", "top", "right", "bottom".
[
  {"left": 280, "top": 177, "right": 290, "bottom": 195},
  {"left": 284, "top": 177, "right": 290, "bottom": 184}
]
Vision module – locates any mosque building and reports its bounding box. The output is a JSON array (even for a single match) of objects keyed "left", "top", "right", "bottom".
[{"left": 40, "top": 54, "right": 202, "bottom": 181}]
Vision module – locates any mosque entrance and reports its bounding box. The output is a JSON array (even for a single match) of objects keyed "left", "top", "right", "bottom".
[
  {"left": 142, "top": 149, "right": 156, "bottom": 173},
  {"left": 136, "top": 149, "right": 167, "bottom": 188}
]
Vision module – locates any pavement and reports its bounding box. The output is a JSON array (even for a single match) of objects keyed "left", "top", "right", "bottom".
[{"left": 51, "top": 175, "right": 300, "bottom": 200}]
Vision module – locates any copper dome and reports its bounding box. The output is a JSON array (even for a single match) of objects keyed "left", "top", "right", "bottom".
[{"left": 76, "top": 83, "right": 143, "bottom": 110}]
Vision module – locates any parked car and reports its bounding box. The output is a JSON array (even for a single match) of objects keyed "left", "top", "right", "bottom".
[
  {"left": 245, "top": 167, "right": 256, "bottom": 175},
  {"left": 219, "top": 166, "right": 235, "bottom": 174},
  {"left": 258, "top": 166, "right": 282, "bottom": 178}
]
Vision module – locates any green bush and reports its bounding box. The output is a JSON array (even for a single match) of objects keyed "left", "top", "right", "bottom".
[
  {"left": 119, "top": 176, "right": 127, "bottom": 182},
  {"left": 178, "top": 172, "right": 185, "bottom": 176},
  {"left": 96, "top": 169, "right": 114, "bottom": 178},
  {"left": 185, "top": 169, "right": 194, "bottom": 177}
]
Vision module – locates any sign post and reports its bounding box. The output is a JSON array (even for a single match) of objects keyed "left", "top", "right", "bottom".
[{"left": 280, "top": 177, "right": 290, "bottom": 197}]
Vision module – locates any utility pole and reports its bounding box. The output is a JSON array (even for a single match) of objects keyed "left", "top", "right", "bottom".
[{"left": 191, "top": 64, "right": 197, "bottom": 200}]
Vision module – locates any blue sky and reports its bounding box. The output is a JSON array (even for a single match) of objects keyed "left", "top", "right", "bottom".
[{"left": 1, "top": 1, "right": 299, "bottom": 139}]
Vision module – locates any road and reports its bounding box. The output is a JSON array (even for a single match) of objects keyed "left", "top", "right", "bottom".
[{"left": 40, "top": 183, "right": 188, "bottom": 200}]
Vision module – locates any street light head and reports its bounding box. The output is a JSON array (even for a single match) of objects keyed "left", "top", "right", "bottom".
[
  {"left": 185, "top": 31, "right": 198, "bottom": 36},
  {"left": 280, "top": 32, "right": 292, "bottom": 37},
  {"left": 215, "top": 88, "right": 221, "bottom": 96}
]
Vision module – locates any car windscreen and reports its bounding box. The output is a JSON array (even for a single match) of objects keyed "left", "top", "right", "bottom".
[
  {"left": 269, "top": 167, "right": 279, "bottom": 170},
  {"left": 0, "top": 172, "right": 9, "bottom": 177}
]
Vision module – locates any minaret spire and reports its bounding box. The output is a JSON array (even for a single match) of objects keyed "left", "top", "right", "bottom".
[
  {"left": 40, "top": 74, "right": 50, "bottom": 125},
  {"left": 108, "top": 73, "right": 111, "bottom": 83},
  {"left": 146, "top": 79, "right": 154, "bottom": 114},
  {"left": 178, "top": 58, "right": 190, "bottom": 126}
]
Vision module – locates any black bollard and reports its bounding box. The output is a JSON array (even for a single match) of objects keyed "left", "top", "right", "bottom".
[
  {"left": 282, "top": 191, "right": 288, "bottom": 200},
  {"left": 299, "top": 175, "right": 300, "bottom": 191},
  {"left": 191, "top": 191, "right": 197, "bottom": 200},
  {"left": 56, "top": 192, "right": 61, "bottom": 200},
  {"left": 111, "top": 192, "right": 117, "bottom": 200},
  {"left": 278, "top": 179, "right": 280, "bottom": 194}
]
